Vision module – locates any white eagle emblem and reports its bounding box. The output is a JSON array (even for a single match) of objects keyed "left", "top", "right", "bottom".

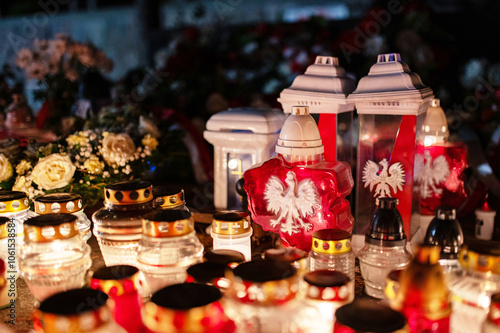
[
  {"left": 414, "top": 150, "right": 450, "bottom": 199},
  {"left": 363, "top": 158, "right": 405, "bottom": 204},
  {"left": 264, "top": 171, "right": 319, "bottom": 235}
]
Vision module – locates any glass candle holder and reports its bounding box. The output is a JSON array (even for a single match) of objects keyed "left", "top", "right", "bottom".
[
  {"left": 299, "top": 270, "right": 354, "bottom": 333},
  {"left": 308, "top": 229, "right": 355, "bottom": 283},
  {"left": 34, "top": 193, "right": 91, "bottom": 242},
  {"left": 203, "top": 248, "right": 245, "bottom": 268},
  {"left": 33, "top": 288, "right": 127, "bottom": 333},
  {"left": 19, "top": 213, "right": 91, "bottom": 302},
  {"left": 264, "top": 247, "right": 308, "bottom": 277},
  {"left": 450, "top": 240, "right": 500, "bottom": 333},
  {"left": 142, "top": 283, "right": 236, "bottom": 333},
  {"left": 358, "top": 198, "right": 412, "bottom": 299},
  {"left": 153, "top": 186, "right": 189, "bottom": 212},
  {"left": 225, "top": 260, "right": 303, "bottom": 332},
  {"left": 186, "top": 262, "right": 232, "bottom": 292},
  {"left": 390, "top": 246, "right": 451, "bottom": 333},
  {"left": 92, "top": 180, "right": 154, "bottom": 267},
  {"left": 137, "top": 209, "right": 204, "bottom": 297},
  {"left": 482, "top": 292, "right": 500, "bottom": 333},
  {"left": 91, "top": 265, "right": 144, "bottom": 333},
  {"left": 334, "top": 298, "right": 408, "bottom": 333},
  {"left": 211, "top": 211, "right": 252, "bottom": 261},
  {"left": 0, "top": 190, "right": 36, "bottom": 229},
  {"left": 423, "top": 206, "right": 464, "bottom": 276}
]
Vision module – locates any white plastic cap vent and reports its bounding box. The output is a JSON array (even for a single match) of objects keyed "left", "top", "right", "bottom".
[{"left": 276, "top": 106, "right": 324, "bottom": 156}]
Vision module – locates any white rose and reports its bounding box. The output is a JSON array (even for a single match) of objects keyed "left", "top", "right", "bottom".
[
  {"left": 100, "top": 133, "right": 136, "bottom": 167},
  {"left": 31, "top": 154, "right": 76, "bottom": 190},
  {"left": 0, "top": 154, "right": 13, "bottom": 182}
]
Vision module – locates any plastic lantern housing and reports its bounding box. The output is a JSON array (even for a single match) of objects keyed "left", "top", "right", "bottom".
[
  {"left": 278, "top": 56, "right": 356, "bottom": 163},
  {"left": 413, "top": 99, "right": 468, "bottom": 240},
  {"left": 243, "top": 106, "right": 354, "bottom": 251},
  {"left": 348, "top": 53, "right": 434, "bottom": 238},
  {"left": 204, "top": 108, "right": 286, "bottom": 210}
]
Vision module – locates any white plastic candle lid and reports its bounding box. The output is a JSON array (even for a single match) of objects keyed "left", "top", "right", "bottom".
[
  {"left": 275, "top": 106, "right": 324, "bottom": 156},
  {"left": 419, "top": 98, "right": 449, "bottom": 142},
  {"left": 348, "top": 53, "right": 434, "bottom": 115},
  {"left": 278, "top": 56, "right": 356, "bottom": 114},
  {"left": 205, "top": 107, "right": 286, "bottom": 134}
]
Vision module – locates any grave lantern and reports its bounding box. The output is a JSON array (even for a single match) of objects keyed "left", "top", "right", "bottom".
[
  {"left": 348, "top": 53, "right": 434, "bottom": 238},
  {"left": 204, "top": 108, "right": 286, "bottom": 210},
  {"left": 278, "top": 56, "right": 356, "bottom": 164}
]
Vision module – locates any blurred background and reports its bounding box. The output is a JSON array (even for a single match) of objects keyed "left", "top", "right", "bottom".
[{"left": 1, "top": 0, "right": 500, "bottom": 218}]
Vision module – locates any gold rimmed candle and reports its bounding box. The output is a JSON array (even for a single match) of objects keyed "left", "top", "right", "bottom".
[{"left": 19, "top": 213, "right": 91, "bottom": 302}]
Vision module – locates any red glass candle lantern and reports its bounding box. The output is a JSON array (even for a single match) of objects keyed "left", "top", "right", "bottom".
[
  {"left": 348, "top": 53, "right": 434, "bottom": 238},
  {"left": 412, "top": 99, "right": 468, "bottom": 243},
  {"left": 142, "top": 283, "right": 235, "bottom": 333},
  {"left": 278, "top": 56, "right": 356, "bottom": 164},
  {"left": 390, "top": 246, "right": 451, "bottom": 333},
  {"left": 91, "top": 265, "right": 145, "bottom": 333},
  {"left": 243, "top": 106, "right": 354, "bottom": 251}
]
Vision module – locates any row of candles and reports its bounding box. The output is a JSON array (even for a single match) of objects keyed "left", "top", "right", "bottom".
[{"left": 0, "top": 178, "right": 499, "bottom": 332}]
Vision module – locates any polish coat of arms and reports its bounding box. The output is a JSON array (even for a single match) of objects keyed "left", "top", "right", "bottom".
[
  {"left": 362, "top": 158, "right": 405, "bottom": 203},
  {"left": 414, "top": 150, "right": 450, "bottom": 199},
  {"left": 264, "top": 171, "right": 319, "bottom": 235}
]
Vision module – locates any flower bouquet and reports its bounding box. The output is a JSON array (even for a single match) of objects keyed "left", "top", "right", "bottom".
[
  {"left": 1, "top": 104, "right": 160, "bottom": 208},
  {"left": 15, "top": 34, "right": 113, "bottom": 135}
]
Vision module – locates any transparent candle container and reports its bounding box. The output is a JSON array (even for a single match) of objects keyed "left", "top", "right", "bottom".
[
  {"left": 34, "top": 288, "right": 127, "bottom": 333},
  {"left": 137, "top": 209, "right": 204, "bottom": 297},
  {"left": 19, "top": 213, "right": 91, "bottom": 302},
  {"left": 358, "top": 198, "right": 412, "bottom": 299},
  {"left": 91, "top": 265, "right": 145, "bottom": 333},
  {"left": 298, "top": 270, "right": 354, "bottom": 333},
  {"left": 0, "top": 217, "right": 18, "bottom": 308},
  {"left": 348, "top": 53, "right": 434, "bottom": 237},
  {"left": 92, "top": 180, "right": 154, "bottom": 267},
  {"left": 423, "top": 206, "right": 464, "bottom": 277},
  {"left": 143, "top": 283, "right": 236, "bottom": 333},
  {"left": 153, "top": 186, "right": 189, "bottom": 212},
  {"left": 264, "top": 247, "right": 308, "bottom": 277},
  {"left": 308, "top": 229, "right": 355, "bottom": 282},
  {"left": 211, "top": 211, "right": 252, "bottom": 261},
  {"left": 450, "top": 240, "right": 500, "bottom": 333},
  {"left": 225, "top": 260, "right": 303, "bottom": 333},
  {"left": 0, "top": 190, "right": 37, "bottom": 230},
  {"left": 334, "top": 298, "right": 408, "bottom": 333},
  {"left": 34, "top": 193, "right": 91, "bottom": 242},
  {"left": 482, "top": 292, "right": 500, "bottom": 333}
]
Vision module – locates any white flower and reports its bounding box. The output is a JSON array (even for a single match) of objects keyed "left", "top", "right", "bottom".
[
  {"left": 15, "top": 160, "right": 32, "bottom": 176},
  {"left": 12, "top": 175, "right": 31, "bottom": 192},
  {"left": 100, "top": 133, "right": 136, "bottom": 167},
  {"left": 0, "top": 154, "right": 13, "bottom": 182},
  {"left": 31, "top": 154, "right": 76, "bottom": 190},
  {"left": 83, "top": 155, "right": 105, "bottom": 175}
]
